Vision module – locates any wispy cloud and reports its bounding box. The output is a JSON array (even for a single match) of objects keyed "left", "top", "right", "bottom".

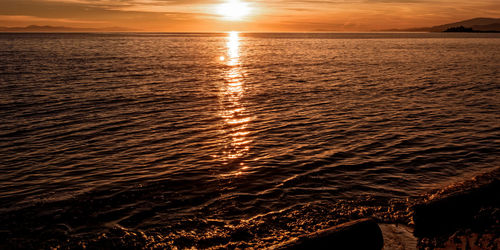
[
  {"left": 0, "top": 0, "right": 499, "bottom": 31},
  {"left": 0, "top": 14, "right": 105, "bottom": 24}
]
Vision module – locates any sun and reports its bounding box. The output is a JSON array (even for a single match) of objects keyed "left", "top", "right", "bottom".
[{"left": 217, "top": 0, "right": 251, "bottom": 21}]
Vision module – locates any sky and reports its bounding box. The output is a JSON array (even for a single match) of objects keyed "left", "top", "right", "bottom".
[{"left": 0, "top": 0, "right": 499, "bottom": 31}]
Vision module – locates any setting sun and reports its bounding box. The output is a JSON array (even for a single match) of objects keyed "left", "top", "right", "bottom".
[{"left": 217, "top": 0, "right": 252, "bottom": 21}]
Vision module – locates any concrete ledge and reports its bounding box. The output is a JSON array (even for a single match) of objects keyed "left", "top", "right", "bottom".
[{"left": 273, "top": 218, "right": 384, "bottom": 250}]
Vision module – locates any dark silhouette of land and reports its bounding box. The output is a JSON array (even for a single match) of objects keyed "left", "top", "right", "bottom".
[
  {"left": 383, "top": 17, "right": 500, "bottom": 32},
  {"left": 0, "top": 25, "right": 134, "bottom": 32},
  {"left": 443, "top": 26, "right": 500, "bottom": 33},
  {"left": 1, "top": 17, "right": 499, "bottom": 33}
]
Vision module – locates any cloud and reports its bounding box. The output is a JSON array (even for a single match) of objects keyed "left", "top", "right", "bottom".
[
  {"left": 0, "top": 14, "right": 105, "bottom": 24},
  {"left": 41, "top": 0, "right": 217, "bottom": 7},
  {"left": 0, "top": 0, "right": 499, "bottom": 31},
  {"left": 0, "top": 0, "right": 221, "bottom": 30}
]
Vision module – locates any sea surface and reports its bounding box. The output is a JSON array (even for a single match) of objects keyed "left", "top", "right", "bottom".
[{"left": 0, "top": 32, "right": 499, "bottom": 248}]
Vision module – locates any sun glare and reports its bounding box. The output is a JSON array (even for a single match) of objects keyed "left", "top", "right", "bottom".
[{"left": 217, "top": 0, "right": 251, "bottom": 21}]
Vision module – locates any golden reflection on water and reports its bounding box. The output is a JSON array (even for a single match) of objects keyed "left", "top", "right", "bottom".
[{"left": 218, "top": 32, "right": 252, "bottom": 177}]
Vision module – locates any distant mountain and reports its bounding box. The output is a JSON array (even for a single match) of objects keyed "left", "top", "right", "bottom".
[
  {"left": 0, "top": 25, "right": 134, "bottom": 32},
  {"left": 383, "top": 17, "right": 500, "bottom": 32},
  {"left": 428, "top": 18, "right": 500, "bottom": 32}
]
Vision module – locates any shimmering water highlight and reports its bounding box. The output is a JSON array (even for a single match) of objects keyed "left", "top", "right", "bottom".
[{"left": 0, "top": 32, "right": 499, "bottom": 248}]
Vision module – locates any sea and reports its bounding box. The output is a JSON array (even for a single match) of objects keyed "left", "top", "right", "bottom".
[{"left": 0, "top": 32, "right": 499, "bottom": 248}]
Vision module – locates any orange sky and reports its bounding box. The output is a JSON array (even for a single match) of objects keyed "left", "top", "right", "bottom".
[{"left": 0, "top": 0, "right": 499, "bottom": 31}]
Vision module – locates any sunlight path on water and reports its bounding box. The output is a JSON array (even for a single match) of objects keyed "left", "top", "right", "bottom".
[{"left": 217, "top": 32, "right": 253, "bottom": 177}]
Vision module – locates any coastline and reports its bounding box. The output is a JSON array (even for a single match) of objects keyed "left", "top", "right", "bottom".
[{"left": 1, "top": 168, "right": 497, "bottom": 249}]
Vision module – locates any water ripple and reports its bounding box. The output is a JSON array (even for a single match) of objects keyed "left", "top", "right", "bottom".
[{"left": 0, "top": 32, "right": 499, "bottom": 248}]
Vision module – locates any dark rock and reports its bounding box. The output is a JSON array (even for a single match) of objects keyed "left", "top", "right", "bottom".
[
  {"left": 413, "top": 177, "right": 499, "bottom": 238},
  {"left": 275, "top": 218, "right": 383, "bottom": 250}
]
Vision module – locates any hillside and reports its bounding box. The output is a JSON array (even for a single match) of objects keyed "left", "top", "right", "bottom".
[
  {"left": 384, "top": 17, "right": 500, "bottom": 32},
  {"left": 0, "top": 25, "right": 133, "bottom": 32},
  {"left": 428, "top": 18, "right": 500, "bottom": 32}
]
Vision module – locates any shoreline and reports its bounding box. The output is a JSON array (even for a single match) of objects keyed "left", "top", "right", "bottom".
[
  {"left": 1, "top": 168, "right": 497, "bottom": 249},
  {"left": 280, "top": 167, "right": 499, "bottom": 249}
]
